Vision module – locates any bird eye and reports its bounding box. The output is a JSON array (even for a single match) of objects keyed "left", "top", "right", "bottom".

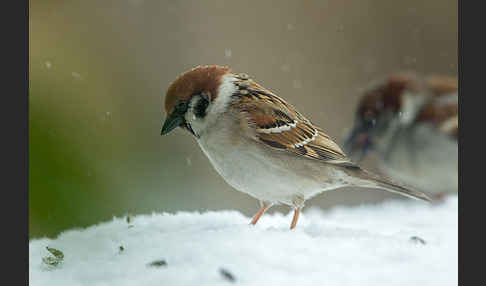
[
  {"left": 364, "top": 118, "right": 376, "bottom": 129},
  {"left": 176, "top": 101, "right": 188, "bottom": 112}
]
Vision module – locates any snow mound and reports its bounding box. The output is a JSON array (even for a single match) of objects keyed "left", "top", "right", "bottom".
[{"left": 29, "top": 195, "right": 457, "bottom": 286}]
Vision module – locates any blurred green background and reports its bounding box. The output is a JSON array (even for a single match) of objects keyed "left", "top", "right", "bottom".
[{"left": 29, "top": 0, "right": 457, "bottom": 238}]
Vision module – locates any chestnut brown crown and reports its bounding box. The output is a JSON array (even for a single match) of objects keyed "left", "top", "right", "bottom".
[
  {"left": 164, "top": 65, "right": 231, "bottom": 116},
  {"left": 357, "top": 72, "right": 420, "bottom": 122}
]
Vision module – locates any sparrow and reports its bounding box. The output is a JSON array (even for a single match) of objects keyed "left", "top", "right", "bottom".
[
  {"left": 343, "top": 72, "right": 458, "bottom": 200},
  {"left": 161, "top": 65, "right": 430, "bottom": 229}
]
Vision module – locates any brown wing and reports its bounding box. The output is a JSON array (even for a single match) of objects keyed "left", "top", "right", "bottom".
[
  {"left": 416, "top": 76, "right": 458, "bottom": 138},
  {"left": 425, "top": 75, "right": 458, "bottom": 97},
  {"left": 231, "top": 73, "right": 351, "bottom": 164}
]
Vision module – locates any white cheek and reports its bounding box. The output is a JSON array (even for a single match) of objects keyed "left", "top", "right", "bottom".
[
  {"left": 185, "top": 97, "right": 200, "bottom": 122},
  {"left": 185, "top": 108, "right": 197, "bottom": 124},
  {"left": 399, "top": 92, "right": 426, "bottom": 125},
  {"left": 209, "top": 74, "right": 236, "bottom": 115},
  {"left": 190, "top": 74, "right": 237, "bottom": 136}
]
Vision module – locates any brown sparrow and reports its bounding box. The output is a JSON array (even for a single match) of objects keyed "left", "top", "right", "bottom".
[
  {"left": 161, "top": 66, "right": 430, "bottom": 229},
  {"left": 343, "top": 72, "right": 458, "bottom": 200}
]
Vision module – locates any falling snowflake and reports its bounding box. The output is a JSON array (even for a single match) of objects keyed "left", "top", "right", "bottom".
[{"left": 224, "top": 49, "right": 232, "bottom": 59}]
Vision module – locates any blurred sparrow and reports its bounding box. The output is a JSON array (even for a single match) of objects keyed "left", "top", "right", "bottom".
[
  {"left": 343, "top": 72, "right": 458, "bottom": 200},
  {"left": 161, "top": 66, "right": 430, "bottom": 229}
]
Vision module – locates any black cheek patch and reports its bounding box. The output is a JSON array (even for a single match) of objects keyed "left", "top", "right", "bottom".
[{"left": 194, "top": 97, "right": 209, "bottom": 118}]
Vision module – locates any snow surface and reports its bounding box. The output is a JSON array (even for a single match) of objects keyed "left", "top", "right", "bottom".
[{"left": 30, "top": 195, "right": 457, "bottom": 286}]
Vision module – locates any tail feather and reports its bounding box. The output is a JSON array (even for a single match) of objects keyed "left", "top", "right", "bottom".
[{"left": 345, "top": 166, "right": 431, "bottom": 202}]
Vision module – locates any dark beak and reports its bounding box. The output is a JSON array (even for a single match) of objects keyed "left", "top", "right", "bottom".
[
  {"left": 343, "top": 123, "right": 373, "bottom": 163},
  {"left": 161, "top": 112, "right": 185, "bottom": 135}
]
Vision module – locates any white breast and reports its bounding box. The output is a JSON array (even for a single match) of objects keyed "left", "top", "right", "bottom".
[{"left": 196, "top": 120, "right": 346, "bottom": 206}]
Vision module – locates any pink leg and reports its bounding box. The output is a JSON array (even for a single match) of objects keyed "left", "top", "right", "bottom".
[
  {"left": 290, "top": 207, "right": 301, "bottom": 230},
  {"left": 249, "top": 202, "right": 273, "bottom": 225},
  {"left": 432, "top": 192, "right": 446, "bottom": 203}
]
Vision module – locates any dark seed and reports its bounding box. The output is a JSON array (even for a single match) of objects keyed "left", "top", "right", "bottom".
[
  {"left": 46, "top": 247, "right": 64, "bottom": 259},
  {"left": 42, "top": 247, "right": 64, "bottom": 267},
  {"left": 219, "top": 268, "right": 236, "bottom": 282},
  {"left": 410, "top": 236, "right": 426, "bottom": 245},
  {"left": 148, "top": 259, "right": 168, "bottom": 267}
]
